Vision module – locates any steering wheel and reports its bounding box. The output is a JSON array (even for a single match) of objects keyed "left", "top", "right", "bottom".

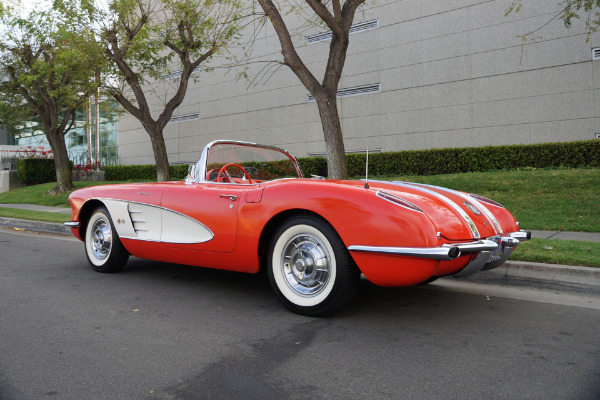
[{"left": 216, "top": 163, "right": 252, "bottom": 184}]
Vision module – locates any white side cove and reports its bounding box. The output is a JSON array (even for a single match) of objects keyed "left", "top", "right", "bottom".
[{"left": 101, "top": 199, "right": 214, "bottom": 243}]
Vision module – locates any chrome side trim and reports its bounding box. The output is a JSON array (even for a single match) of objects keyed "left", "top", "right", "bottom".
[
  {"left": 376, "top": 191, "right": 423, "bottom": 212},
  {"left": 383, "top": 181, "right": 481, "bottom": 239},
  {"left": 64, "top": 221, "right": 80, "bottom": 229}
]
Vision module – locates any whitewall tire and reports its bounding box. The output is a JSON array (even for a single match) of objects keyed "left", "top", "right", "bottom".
[
  {"left": 268, "top": 215, "right": 360, "bottom": 316},
  {"left": 84, "top": 206, "right": 129, "bottom": 272}
]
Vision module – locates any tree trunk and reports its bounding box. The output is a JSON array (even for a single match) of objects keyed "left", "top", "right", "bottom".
[
  {"left": 46, "top": 131, "right": 74, "bottom": 195},
  {"left": 315, "top": 95, "right": 348, "bottom": 180},
  {"left": 150, "top": 129, "right": 171, "bottom": 182}
]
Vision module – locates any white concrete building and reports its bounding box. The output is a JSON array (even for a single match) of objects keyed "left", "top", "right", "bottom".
[{"left": 118, "top": 0, "right": 600, "bottom": 165}]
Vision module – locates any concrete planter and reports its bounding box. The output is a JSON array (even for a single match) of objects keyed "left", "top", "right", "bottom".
[{"left": 0, "top": 170, "right": 25, "bottom": 193}]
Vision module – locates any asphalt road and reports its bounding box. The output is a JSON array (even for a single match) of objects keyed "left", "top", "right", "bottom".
[{"left": 1, "top": 229, "right": 599, "bottom": 400}]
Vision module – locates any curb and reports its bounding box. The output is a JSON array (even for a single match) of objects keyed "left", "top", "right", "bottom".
[
  {"left": 0, "top": 217, "right": 72, "bottom": 236},
  {"left": 461, "top": 260, "right": 600, "bottom": 294}
]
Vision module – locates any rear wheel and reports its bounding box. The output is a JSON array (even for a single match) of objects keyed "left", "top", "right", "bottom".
[
  {"left": 268, "top": 215, "right": 360, "bottom": 316},
  {"left": 84, "top": 206, "right": 129, "bottom": 272}
]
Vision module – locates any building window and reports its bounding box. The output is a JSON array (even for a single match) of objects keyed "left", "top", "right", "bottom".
[
  {"left": 306, "top": 20, "right": 379, "bottom": 45},
  {"left": 308, "top": 83, "right": 381, "bottom": 102}
]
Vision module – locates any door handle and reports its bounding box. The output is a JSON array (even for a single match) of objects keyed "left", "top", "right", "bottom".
[{"left": 219, "top": 194, "right": 238, "bottom": 201}]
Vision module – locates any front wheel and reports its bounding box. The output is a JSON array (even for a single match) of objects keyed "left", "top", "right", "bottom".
[
  {"left": 268, "top": 215, "right": 360, "bottom": 316},
  {"left": 84, "top": 206, "right": 129, "bottom": 272}
]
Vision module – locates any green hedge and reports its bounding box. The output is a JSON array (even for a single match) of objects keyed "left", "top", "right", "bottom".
[
  {"left": 297, "top": 157, "right": 328, "bottom": 177},
  {"left": 16, "top": 158, "right": 58, "bottom": 184},
  {"left": 104, "top": 140, "right": 600, "bottom": 181},
  {"left": 104, "top": 164, "right": 189, "bottom": 181},
  {"left": 345, "top": 139, "right": 600, "bottom": 177}
]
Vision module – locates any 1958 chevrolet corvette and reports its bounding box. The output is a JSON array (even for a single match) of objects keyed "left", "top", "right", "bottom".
[{"left": 66, "top": 140, "right": 531, "bottom": 316}]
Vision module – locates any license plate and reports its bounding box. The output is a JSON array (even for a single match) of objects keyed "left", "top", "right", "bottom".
[{"left": 488, "top": 236, "right": 502, "bottom": 261}]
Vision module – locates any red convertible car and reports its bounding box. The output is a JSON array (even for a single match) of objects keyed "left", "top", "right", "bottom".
[{"left": 66, "top": 140, "right": 530, "bottom": 316}]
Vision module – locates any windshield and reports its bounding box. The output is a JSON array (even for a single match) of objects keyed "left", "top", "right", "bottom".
[{"left": 195, "top": 141, "right": 302, "bottom": 183}]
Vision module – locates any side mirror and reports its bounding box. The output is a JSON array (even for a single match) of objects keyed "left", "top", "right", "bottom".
[{"left": 185, "top": 164, "right": 197, "bottom": 185}]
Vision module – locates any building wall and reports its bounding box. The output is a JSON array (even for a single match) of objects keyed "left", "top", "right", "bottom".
[{"left": 118, "top": 0, "right": 600, "bottom": 165}]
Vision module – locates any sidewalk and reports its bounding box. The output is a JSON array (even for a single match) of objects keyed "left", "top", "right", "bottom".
[{"left": 0, "top": 203, "right": 72, "bottom": 214}]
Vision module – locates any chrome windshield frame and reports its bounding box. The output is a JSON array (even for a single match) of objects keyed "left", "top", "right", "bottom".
[{"left": 191, "top": 140, "right": 303, "bottom": 184}]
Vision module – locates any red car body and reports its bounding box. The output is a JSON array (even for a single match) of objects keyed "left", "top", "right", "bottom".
[{"left": 66, "top": 141, "right": 530, "bottom": 316}]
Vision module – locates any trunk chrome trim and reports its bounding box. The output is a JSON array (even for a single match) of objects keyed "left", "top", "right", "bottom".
[
  {"left": 374, "top": 180, "right": 480, "bottom": 239},
  {"left": 401, "top": 182, "right": 504, "bottom": 235}
]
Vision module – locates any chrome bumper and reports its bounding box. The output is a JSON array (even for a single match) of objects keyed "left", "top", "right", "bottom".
[
  {"left": 348, "top": 240, "right": 498, "bottom": 261},
  {"left": 348, "top": 230, "right": 531, "bottom": 276},
  {"left": 64, "top": 221, "right": 80, "bottom": 229}
]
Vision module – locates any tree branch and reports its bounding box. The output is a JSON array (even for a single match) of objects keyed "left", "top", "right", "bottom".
[
  {"left": 305, "top": 0, "right": 343, "bottom": 37},
  {"left": 257, "top": 0, "right": 323, "bottom": 96}
]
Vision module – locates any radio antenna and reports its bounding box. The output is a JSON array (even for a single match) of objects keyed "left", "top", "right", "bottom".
[{"left": 364, "top": 146, "right": 370, "bottom": 189}]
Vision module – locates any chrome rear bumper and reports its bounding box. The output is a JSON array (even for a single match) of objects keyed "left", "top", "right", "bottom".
[
  {"left": 64, "top": 221, "right": 80, "bottom": 229},
  {"left": 348, "top": 230, "right": 531, "bottom": 276},
  {"left": 348, "top": 239, "right": 498, "bottom": 261}
]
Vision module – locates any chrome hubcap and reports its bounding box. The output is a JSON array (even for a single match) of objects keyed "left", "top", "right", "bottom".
[
  {"left": 90, "top": 218, "right": 112, "bottom": 261},
  {"left": 281, "top": 233, "right": 331, "bottom": 296}
]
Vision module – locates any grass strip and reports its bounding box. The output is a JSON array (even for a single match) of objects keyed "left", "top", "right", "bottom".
[
  {"left": 0, "top": 181, "right": 132, "bottom": 207},
  {"left": 510, "top": 238, "right": 600, "bottom": 268},
  {"left": 0, "top": 207, "right": 70, "bottom": 224},
  {"left": 386, "top": 168, "right": 600, "bottom": 232},
  {"left": 0, "top": 169, "right": 598, "bottom": 232}
]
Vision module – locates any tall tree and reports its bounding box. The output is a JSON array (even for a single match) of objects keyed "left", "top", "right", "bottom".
[
  {"left": 98, "top": 0, "right": 242, "bottom": 182},
  {"left": 0, "top": 1, "right": 104, "bottom": 194},
  {"left": 256, "top": 0, "right": 366, "bottom": 180}
]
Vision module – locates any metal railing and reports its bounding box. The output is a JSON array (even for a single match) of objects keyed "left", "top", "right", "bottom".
[{"left": 0, "top": 147, "right": 118, "bottom": 171}]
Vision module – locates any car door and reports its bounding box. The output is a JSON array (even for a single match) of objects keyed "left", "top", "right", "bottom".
[{"left": 160, "top": 182, "right": 246, "bottom": 253}]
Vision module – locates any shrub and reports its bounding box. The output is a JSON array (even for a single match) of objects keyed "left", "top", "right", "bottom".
[
  {"left": 297, "top": 157, "right": 328, "bottom": 177},
  {"left": 346, "top": 140, "right": 600, "bottom": 177},
  {"left": 104, "top": 164, "right": 189, "bottom": 181},
  {"left": 103, "top": 140, "right": 600, "bottom": 181},
  {"left": 16, "top": 158, "right": 59, "bottom": 184}
]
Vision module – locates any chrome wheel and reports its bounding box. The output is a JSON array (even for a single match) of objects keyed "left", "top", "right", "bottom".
[
  {"left": 268, "top": 215, "right": 360, "bottom": 317},
  {"left": 84, "top": 206, "right": 129, "bottom": 272},
  {"left": 90, "top": 218, "right": 112, "bottom": 262},
  {"left": 281, "top": 233, "right": 331, "bottom": 297}
]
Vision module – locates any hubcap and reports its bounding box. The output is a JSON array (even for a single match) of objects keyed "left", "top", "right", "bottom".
[
  {"left": 281, "top": 233, "right": 331, "bottom": 296},
  {"left": 90, "top": 218, "right": 112, "bottom": 261}
]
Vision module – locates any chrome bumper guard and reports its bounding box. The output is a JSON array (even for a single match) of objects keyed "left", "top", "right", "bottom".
[
  {"left": 509, "top": 230, "right": 532, "bottom": 242},
  {"left": 348, "top": 230, "right": 531, "bottom": 277},
  {"left": 64, "top": 221, "right": 80, "bottom": 229}
]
